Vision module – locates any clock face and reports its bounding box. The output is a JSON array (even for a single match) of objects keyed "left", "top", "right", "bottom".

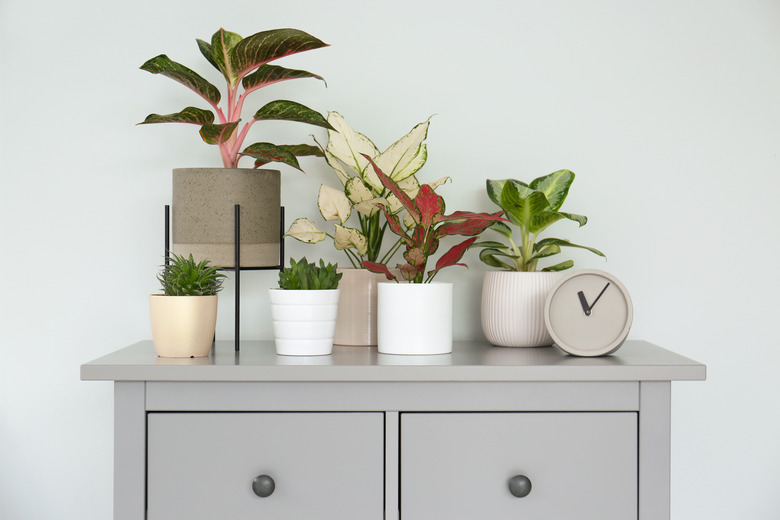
[{"left": 544, "top": 270, "right": 633, "bottom": 357}]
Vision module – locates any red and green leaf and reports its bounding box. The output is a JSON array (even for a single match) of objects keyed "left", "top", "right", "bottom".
[
  {"left": 139, "top": 106, "right": 215, "bottom": 126},
  {"left": 404, "top": 247, "right": 426, "bottom": 268},
  {"left": 361, "top": 261, "right": 397, "bottom": 281},
  {"left": 250, "top": 143, "right": 323, "bottom": 168},
  {"left": 363, "top": 155, "right": 420, "bottom": 225},
  {"left": 240, "top": 142, "right": 302, "bottom": 170},
  {"left": 230, "top": 28, "right": 329, "bottom": 82},
  {"left": 199, "top": 121, "right": 239, "bottom": 145},
  {"left": 253, "top": 100, "right": 333, "bottom": 130},
  {"left": 437, "top": 217, "right": 498, "bottom": 237},
  {"left": 435, "top": 210, "right": 506, "bottom": 223},
  {"left": 140, "top": 54, "right": 221, "bottom": 105},
  {"left": 243, "top": 64, "right": 326, "bottom": 95},
  {"left": 414, "top": 184, "right": 444, "bottom": 230},
  {"left": 399, "top": 263, "right": 422, "bottom": 282},
  {"left": 427, "top": 237, "right": 478, "bottom": 278}
]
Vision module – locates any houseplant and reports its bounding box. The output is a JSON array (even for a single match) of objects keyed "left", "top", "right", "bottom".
[
  {"left": 360, "top": 156, "right": 507, "bottom": 355},
  {"left": 284, "top": 112, "right": 447, "bottom": 346},
  {"left": 150, "top": 253, "right": 226, "bottom": 358},
  {"left": 140, "top": 27, "right": 333, "bottom": 268},
  {"left": 477, "top": 170, "right": 606, "bottom": 347},
  {"left": 269, "top": 257, "right": 343, "bottom": 356}
]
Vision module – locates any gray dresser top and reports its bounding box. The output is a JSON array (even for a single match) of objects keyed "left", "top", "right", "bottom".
[{"left": 81, "top": 340, "right": 705, "bottom": 383}]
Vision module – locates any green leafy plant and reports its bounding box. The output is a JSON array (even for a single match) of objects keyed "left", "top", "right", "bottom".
[
  {"left": 360, "top": 156, "right": 507, "bottom": 283},
  {"left": 278, "top": 257, "right": 343, "bottom": 290},
  {"left": 478, "top": 170, "right": 605, "bottom": 272},
  {"left": 139, "top": 28, "right": 334, "bottom": 170},
  {"left": 284, "top": 112, "right": 449, "bottom": 267},
  {"left": 158, "top": 253, "right": 226, "bottom": 296}
]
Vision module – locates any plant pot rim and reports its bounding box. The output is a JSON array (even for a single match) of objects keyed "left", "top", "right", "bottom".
[{"left": 172, "top": 166, "right": 281, "bottom": 172}]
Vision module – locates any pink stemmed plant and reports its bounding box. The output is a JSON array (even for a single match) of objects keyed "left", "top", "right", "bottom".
[
  {"left": 360, "top": 156, "right": 507, "bottom": 283},
  {"left": 139, "top": 28, "right": 334, "bottom": 170}
]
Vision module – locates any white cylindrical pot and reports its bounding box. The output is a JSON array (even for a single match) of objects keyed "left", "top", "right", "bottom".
[
  {"left": 333, "top": 268, "right": 394, "bottom": 346},
  {"left": 269, "top": 289, "right": 340, "bottom": 356},
  {"left": 149, "top": 295, "right": 218, "bottom": 358},
  {"left": 481, "top": 271, "right": 564, "bottom": 347},
  {"left": 377, "top": 282, "right": 453, "bottom": 355}
]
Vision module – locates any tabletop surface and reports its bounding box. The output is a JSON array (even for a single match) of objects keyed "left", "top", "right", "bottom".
[{"left": 80, "top": 340, "right": 706, "bottom": 383}]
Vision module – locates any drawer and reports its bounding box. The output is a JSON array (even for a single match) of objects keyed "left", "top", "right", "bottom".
[
  {"left": 401, "top": 412, "right": 637, "bottom": 520},
  {"left": 147, "top": 412, "right": 384, "bottom": 520}
]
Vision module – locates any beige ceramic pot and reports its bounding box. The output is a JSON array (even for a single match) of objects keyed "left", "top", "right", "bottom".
[
  {"left": 149, "top": 294, "right": 218, "bottom": 358},
  {"left": 481, "top": 271, "right": 564, "bottom": 347},
  {"left": 172, "top": 168, "right": 281, "bottom": 268},
  {"left": 333, "top": 268, "right": 392, "bottom": 346}
]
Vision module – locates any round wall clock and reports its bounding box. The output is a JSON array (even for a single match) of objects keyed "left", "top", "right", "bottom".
[{"left": 544, "top": 269, "right": 633, "bottom": 357}]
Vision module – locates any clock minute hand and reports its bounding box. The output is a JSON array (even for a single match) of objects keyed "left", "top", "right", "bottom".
[{"left": 587, "top": 282, "right": 611, "bottom": 313}]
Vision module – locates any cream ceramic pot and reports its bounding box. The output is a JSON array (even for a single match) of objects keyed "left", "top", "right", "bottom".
[{"left": 149, "top": 294, "right": 218, "bottom": 358}]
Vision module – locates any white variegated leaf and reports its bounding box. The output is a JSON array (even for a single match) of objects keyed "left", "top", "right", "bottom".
[
  {"left": 324, "top": 111, "right": 379, "bottom": 175},
  {"left": 427, "top": 176, "right": 451, "bottom": 190},
  {"left": 318, "top": 137, "right": 353, "bottom": 185},
  {"left": 374, "top": 116, "right": 432, "bottom": 181},
  {"left": 397, "top": 175, "right": 420, "bottom": 199},
  {"left": 354, "top": 197, "right": 386, "bottom": 216},
  {"left": 344, "top": 176, "right": 377, "bottom": 204},
  {"left": 333, "top": 224, "right": 368, "bottom": 256},
  {"left": 317, "top": 184, "right": 351, "bottom": 223},
  {"left": 284, "top": 218, "right": 327, "bottom": 243},
  {"left": 386, "top": 193, "right": 403, "bottom": 214},
  {"left": 403, "top": 212, "right": 417, "bottom": 229}
]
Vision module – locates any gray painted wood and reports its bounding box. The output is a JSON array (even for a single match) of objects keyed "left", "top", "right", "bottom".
[
  {"left": 113, "top": 382, "right": 145, "bottom": 520},
  {"left": 146, "top": 412, "right": 384, "bottom": 520},
  {"left": 80, "top": 340, "right": 706, "bottom": 383},
  {"left": 639, "top": 382, "right": 672, "bottom": 520},
  {"left": 144, "top": 381, "right": 639, "bottom": 412},
  {"left": 385, "top": 411, "right": 400, "bottom": 520},
  {"left": 401, "top": 412, "right": 638, "bottom": 520}
]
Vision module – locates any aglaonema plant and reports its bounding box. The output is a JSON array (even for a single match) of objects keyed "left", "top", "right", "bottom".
[
  {"left": 478, "top": 170, "right": 605, "bottom": 272},
  {"left": 284, "top": 112, "right": 448, "bottom": 267},
  {"left": 139, "top": 28, "right": 333, "bottom": 170},
  {"left": 360, "top": 156, "right": 507, "bottom": 283}
]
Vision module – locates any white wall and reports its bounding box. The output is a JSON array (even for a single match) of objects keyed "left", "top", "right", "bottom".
[{"left": 1, "top": 0, "right": 778, "bottom": 518}]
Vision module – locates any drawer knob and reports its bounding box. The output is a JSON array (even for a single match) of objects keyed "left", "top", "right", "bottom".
[
  {"left": 252, "top": 474, "right": 275, "bottom": 497},
  {"left": 508, "top": 475, "right": 532, "bottom": 498}
]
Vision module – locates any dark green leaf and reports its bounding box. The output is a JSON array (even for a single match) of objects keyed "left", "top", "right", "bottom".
[
  {"left": 535, "top": 238, "right": 606, "bottom": 258},
  {"left": 479, "top": 249, "right": 515, "bottom": 270},
  {"left": 209, "top": 28, "right": 243, "bottom": 84},
  {"left": 529, "top": 244, "right": 561, "bottom": 260},
  {"left": 250, "top": 143, "right": 323, "bottom": 168},
  {"left": 196, "top": 39, "right": 220, "bottom": 72},
  {"left": 529, "top": 169, "right": 575, "bottom": 211},
  {"left": 243, "top": 64, "right": 326, "bottom": 93},
  {"left": 486, "top": 179, "right": 507, "bottom": 206},
  {"left": 253, "top": 100, "right": 333, "bottom": 130},
  {"left": 199, "top": 121, "right": 239, "bottom": 145},
  {"left": 229, "top": 28, "right": 328, "bottom": 80},
  {"left": 489, "top": 220, "right": 513, "bottom": 238},
  {"left": 529, "top": 211, "right": 565, "bottom": 234},
  {"left": 139, "top": 106, "right": 215, "bottom": 125},
  {"left": 140, "top": 54, "right": 221, "bottom": 105},
  {"left": 241, "top": 142, "right": 303, "bottom": 171},
  {"left": 542, "top": 260, "right": 574, "bottom": 272},
  {"left": 558, "top": 211, "right": 588, "bottom": 226},
  {"left": 472, "top": 241, "right": 507, "bottom": 249}
]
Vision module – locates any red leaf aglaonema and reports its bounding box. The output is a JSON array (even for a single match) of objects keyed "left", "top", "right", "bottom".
[{"left": 360, "top": 156, "right": 507, "bottom": 283}]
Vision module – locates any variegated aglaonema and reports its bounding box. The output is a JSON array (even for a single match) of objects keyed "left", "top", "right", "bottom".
[
  {"left": 360, "top": 156, "right": 507, "bottom": 283},
  {"left": 139, "top": 28, "right": 333, "bottom": 169},
  {"left": 479, "top": 170, "right": 606, "bottom": 272}
]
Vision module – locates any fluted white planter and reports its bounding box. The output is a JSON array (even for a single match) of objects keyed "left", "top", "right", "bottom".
[
  {"left": 377, "top": 282, "right": 453, "bottom": 355},
  {"left": 269, "top": 289, "right": 340, "bottom": 356},
  {"left": 481, "top": 271, "right": 564, "bottom": 347},
  {"left": 149, "top": 295, "right": 218, "bottom": 358}
]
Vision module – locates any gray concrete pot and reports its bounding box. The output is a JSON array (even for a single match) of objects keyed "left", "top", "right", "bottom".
[{"left": 172, "top": 168, "right": 281, "bottom": 268}]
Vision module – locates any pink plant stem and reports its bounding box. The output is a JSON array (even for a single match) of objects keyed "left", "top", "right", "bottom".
[{"left": 229, "top": 119, "right": 257, "bottom": 160}]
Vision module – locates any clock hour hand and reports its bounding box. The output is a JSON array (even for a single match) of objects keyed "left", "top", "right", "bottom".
[{"left": 577, "top": 291, "right": 591, "bottom": 316}]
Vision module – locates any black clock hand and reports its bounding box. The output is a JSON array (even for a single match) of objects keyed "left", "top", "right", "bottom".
[
  {"left": 577, "top": 291, "right": 591, "bottom": 316},
  {"left": 587, "top": 283, "right": 611, "bottom": 313}
]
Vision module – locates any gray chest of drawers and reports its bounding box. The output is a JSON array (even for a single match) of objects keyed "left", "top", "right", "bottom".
[{"left": 81, "top": 340, "right": 705, "bottom": 520}]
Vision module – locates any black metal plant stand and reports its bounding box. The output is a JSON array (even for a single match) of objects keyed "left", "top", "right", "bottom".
[{"left": 165, "top": 205, "right": 285, "bottom": 352}]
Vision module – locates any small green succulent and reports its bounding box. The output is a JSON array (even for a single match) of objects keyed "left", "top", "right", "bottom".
[
  {"left": 278, "top": 257, "right": 342, "bottom": 290},
  {"left": 158, "top": 253, "right": 225, "bottom": 296}
]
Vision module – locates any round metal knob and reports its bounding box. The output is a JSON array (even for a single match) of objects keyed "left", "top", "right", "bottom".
[
  {"left": 508, "top": 475, "right": 532, "bottom": 498},
  {"left": 252, "top": 474, "right": 275, "bottom": 497}
]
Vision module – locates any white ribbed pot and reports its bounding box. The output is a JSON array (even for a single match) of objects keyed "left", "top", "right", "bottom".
[
  {"left": 377, "top": 282, "right": 453, "bottom": 355},
  {"left": 333, "top": 268, "right": 397, "bottom": 346},
  {"left": 269, "top": 289, "right": 340, "bottom": 356},
  {"left": 149, "top": 295, "right": 218, "bottom": 358},
  {"left": 172, "top": 168, "right": 281, "bottom": 268},
  {"left": 481, "top": 271, "right": 564, "bottom": 347}
]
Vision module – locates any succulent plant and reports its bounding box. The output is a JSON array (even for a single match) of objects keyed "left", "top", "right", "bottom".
[
  {"left": 158, "top": 254, "right": 225, "bottom": 296},
  {"left": 278, "top": 257, "right": 342, "bottom": 290}
]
